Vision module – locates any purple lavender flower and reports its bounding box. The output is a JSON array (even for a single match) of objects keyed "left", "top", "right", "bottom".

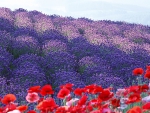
[
  {"left": 14, "top": 11, "right": 33, "bottom": 29},
  {"left": 11, "top": 35, "right": 40, "bottom": 58},
  {"left": 0, "top": 47, "right": 13, "bottom": 78},
  {"left": 0, "top": 7, "right": 15, "bottom": 32},
  {"left": 42, "top": 39, "right": 68, "bottom": 55},
  {"left": 41, "top": 52, "right": 76, "bottom": 75},
  {"left": 68, "top": 37, "right": 100, "bottom": 60},
  {"left": 33, "top": 14, "right": 54, "bottom": 35},
  {"left": 39, "top": 29, "right": 68, "bottom": 43},
  {"left": 12, "top": 53, "right": 43, "bottom": 68},
  {"left": 78, "top": 55, "right": 113, "bottom": 77},
  {"left": 0, "top": 30, "right": 13, "bottom": 49}
]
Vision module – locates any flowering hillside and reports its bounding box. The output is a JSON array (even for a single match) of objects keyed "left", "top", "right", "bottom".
[{"left": 0, "top": 7, "right": 150, "bottom": 111}]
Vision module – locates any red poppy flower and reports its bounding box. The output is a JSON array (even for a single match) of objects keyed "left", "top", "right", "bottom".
[
  {"left": 55, "top": 106, "right": 68, "bottom": 113},
  {"left": 73, "top": 88, "right": 86, "bottom": 96},
  {"left": 87, "top": 85, "right": 103, "bottom": 94},
  {"left": 27, "top": 110, "right": 37, "bottom": 113},
  {"left": 1, "top": 94, "right": 16, "bottom": 105},
  {"left": 16, "top": 105, "right": 28, "bottom": 112},
  {"left": 127, "top": 85, "right": 139, "bottom": 93},
  {"left": 77, "top": 95, "right": 88, "bottom": 106},
  {"left": 28, "top": 85, "right": 41, "bottom": 93},
  {"left": 57, "top": 88, "right": 70, "bottom": 99},
  {"left": 126, "top": 93, "right": 141, "bottom": 104},
  {"left": 110, "top": 98, "right": 120, "bottom": 108},
  {"left": 132, "top": 68, "right": 144, "bottom": 76},
  {"left": 144, "top": 71, "right": 150, "bottom": 79},
  {"left": 142, "top": 102, "right": 150, "bottom": 110},
  {"left": 60, "top": 83, "right": 74, "bottom": 92},
  {"left": 146, "top": 65, "right": 150, "bottom": 75},
  {"left": 98, "top": 89, "right": 114, "bottom": 101},
  {"left": 36, "top": 98, "right": 59, "bottom": 112},
  {"left": 40, "top": 84, "right": 54, "bottom": 96},
  {"left": 138, "top": 84, "right": 149, "bottom": 93},
  {"left": 127, "top": 106, "right": 142, "bottom": 113},
  {"left": 84, "top": 84, "right": 99, "bottom": 94},
  {"left": 93, "top": 85, "right": 103, "bottom": 94},
  {"left": 2, "top": 102, "right": 17, "bottom": 112}
]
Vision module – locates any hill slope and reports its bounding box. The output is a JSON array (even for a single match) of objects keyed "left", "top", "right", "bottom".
[{"left": 0, "top": 7, "right": 150, "bottom": 106}]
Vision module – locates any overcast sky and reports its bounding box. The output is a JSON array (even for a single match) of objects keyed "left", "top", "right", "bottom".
[{"left": 1, "top": 0, "right": 150, "bottom": 26}]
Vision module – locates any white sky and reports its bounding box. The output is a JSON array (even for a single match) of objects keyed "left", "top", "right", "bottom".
[{"left": 0, "top": 0, "right": 150, "bottom": 25}]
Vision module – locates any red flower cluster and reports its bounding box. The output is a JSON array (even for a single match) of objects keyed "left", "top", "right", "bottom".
[
  {"left": 133, "top": 66, "right": 150, "bottom": 80},
  {"left": 1, "top": 66, "right": 150, "bottom": 113}
]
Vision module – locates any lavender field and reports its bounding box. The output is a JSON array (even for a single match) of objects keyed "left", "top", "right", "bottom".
[{"left": 0, "top": 7, "right": 150, "bottom": 106}]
